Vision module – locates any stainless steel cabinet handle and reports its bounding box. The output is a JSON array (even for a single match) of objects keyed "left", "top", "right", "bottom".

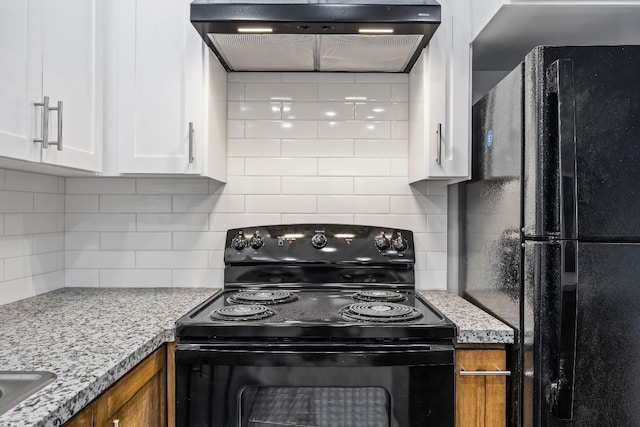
[
  {"left": 34, "top": 96, "right": 50, "bottom": 147},
  {"left": 188, "top": 122, "right": 195, "bottom": 163},
  {"left": 113, "top": 419, "right": 120, "bottom": 427},
  {"left": 459, "top": 367, "right": 511, "bottom": 376},
  {"left": 34, "top": 98, "right": 63, "bottom": 151},
  {"left": 435, "top": 122, "right": 442, "bottom": 165}
]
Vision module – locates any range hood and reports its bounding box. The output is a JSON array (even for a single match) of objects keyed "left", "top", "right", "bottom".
[{"left": 191, "top": 0, "right": 441, "bottom": 73}]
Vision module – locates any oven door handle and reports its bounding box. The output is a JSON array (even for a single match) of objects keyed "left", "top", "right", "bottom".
[{"left": 176, "top": 343, "right": 454, "bottom": 367}]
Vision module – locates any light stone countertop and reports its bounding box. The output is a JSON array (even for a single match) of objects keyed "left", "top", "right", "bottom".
[
  {"left": 0, "top": 287, "right": 512, "bottom": 427},
  {"left": 0, "top": 287, "right": 218, "bottom": 427},
  {"left": 421, "top": 290, "right": 515, "bottom": 344}
]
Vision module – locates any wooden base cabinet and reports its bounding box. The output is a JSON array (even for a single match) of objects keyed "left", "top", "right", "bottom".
[
  {"left": 456, "top": 349, "right": 507, "bottom": 427},
  {"left": 64, "top": 344, "right": 173, "bottom": 427}
]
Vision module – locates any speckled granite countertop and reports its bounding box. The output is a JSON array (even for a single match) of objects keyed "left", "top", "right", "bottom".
[
  {"left": 0, "top": 287, "right": 218, "bottom": 427},
  {"left": 421, "top": 290, "right": 514, "bottom": 344}
]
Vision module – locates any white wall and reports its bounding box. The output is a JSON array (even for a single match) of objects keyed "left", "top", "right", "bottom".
[
  {"left": 0, "top": 168, "right": 65, "bottom": 305},
  {"left": 64, "top": 73, "right": 448, "bottom": 290}
]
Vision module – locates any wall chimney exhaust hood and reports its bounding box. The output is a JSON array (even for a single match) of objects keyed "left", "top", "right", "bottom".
[{"left": 190, "top": 1, "right": 441, "bottom": 73}]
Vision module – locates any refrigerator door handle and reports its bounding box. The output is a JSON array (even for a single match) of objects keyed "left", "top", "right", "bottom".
[
  {"left": 552, "top": 240, "right": 578, "bottom": 420},
  {"left": 548, "top": 59, "right": 578, "bottom": 240}
]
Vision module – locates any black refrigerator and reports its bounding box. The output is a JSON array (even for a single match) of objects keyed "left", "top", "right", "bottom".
[{"left": 459, "top": 45, "right": 640, "bottom": 427}]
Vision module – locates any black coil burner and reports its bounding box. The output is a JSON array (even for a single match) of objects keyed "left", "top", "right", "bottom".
[
  {"left": 352, "top": 290, "right": 406, "bottom": 303},
  {"left": 227, "top": 290, "right": 298, "bottom": 305},
  {"left": 339, "top": 302, "right": 423, "bottom": 323},
  {"left": 210, "top": 304, "right": 275, "bottom": 321}
]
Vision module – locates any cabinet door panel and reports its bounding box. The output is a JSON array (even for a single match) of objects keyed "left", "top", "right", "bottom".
[
  {"left": 117, "top": 0, "right": 199, "bottom": 174},
  {"left": 0, "top": 0, "right": 42, "bottom": 162},
  {"left": 40, "top": 0, "right": 102, "bottom": 172}
]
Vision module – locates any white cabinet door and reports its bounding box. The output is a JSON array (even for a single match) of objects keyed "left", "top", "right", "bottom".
[
  {"left": 0, "top": 0, "right": 42, "bottom": 163},
  {"left": 409, "top": 0, "right": 471, "bottom": 182},
  {"left": 39, "top": 0, "right": 103, "bottom": 172},
  {"left": 116, "top": 0, "right": 203, "bottom": 174}
]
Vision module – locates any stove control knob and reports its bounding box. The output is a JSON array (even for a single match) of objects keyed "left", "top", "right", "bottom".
[
  {"left": 392, "top": 232, "right": 408, "bottom": 252},
  {"left": 249, "top": 231, "right": 264, "bottom": 250},
  {"left": 311, "top": 233, "right": 328, "bottom": 249},
  {"left": 374, "top": 232, "right": 391, "bottom": 251},
  {"left": 231, "top": 231, "right": 247, "bottom": 250}
]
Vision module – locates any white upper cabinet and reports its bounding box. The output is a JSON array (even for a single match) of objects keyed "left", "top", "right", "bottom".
[
  {"left": 409, "top": 0, "right": 472, "bottom": 182},
  {"left": 0, "top": 0, "right": 103, "bottom": 173},
  {"left": 109, "top": 0, "right": 227, "bottom": 181},
  {"left": 40, "top": 0, "right": 103, "bottom": 172}
]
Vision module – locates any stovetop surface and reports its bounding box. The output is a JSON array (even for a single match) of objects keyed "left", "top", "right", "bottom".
[{"left": 176, "top": 288, "right": 456, "bottom": 341}]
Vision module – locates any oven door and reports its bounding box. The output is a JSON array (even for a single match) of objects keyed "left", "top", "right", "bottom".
[{"left": 176, "top": 342, "right": 454, "bottom": 427}]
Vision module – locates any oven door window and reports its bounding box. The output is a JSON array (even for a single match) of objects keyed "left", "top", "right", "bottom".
[
  {"left": 176, "top": 344, "right": 454, "bottom": 427},
  {"left": 241, "top": 386, "right": 389, "bottom": 427}
]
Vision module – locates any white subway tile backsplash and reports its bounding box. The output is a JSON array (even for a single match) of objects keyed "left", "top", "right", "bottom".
[
  {"left": 208, "top": 251, "right": 225, "bottom": 269},
  {"left": 0, "top": 235, "right": 33, "bottom": 259},
  {"left": 245, "top": 158, "right": 318, "bottom": 176},
  {"left": 173, "top": 195, "right": 244, "bottom": 213},
  {"left": 227, "top": 158, "right": 246, "bottom": 175},
  {"left": 0, "top": 191, "right": 34, "bottom": 213},
  {"left": 65, "top": 232, "right": 100, "bottom": 250},
  {"left": 65, "top": 269, "right": 100, "bottom": 287},
  {"left": 34, "top": 193, "right": 64, "bottom": 213},
  {"left": 355, "top": 102, "right": 408, "bottom": 121},
  {"left": 66, "top": 214, "right": 136, "bottom": 232},
  {"left": 389, "top": 195, "right": 447, "bottom": 215},
  {"left": 413, "top": 232, "right": 447, "bottom": 252},
  {"left": 416, "top": 270, "right": 447, "bottom": 290},
  {"left": 318, "top": 158, "right": 390, "bottom": 176},
  {"left": 354, "top": 215, "right": 429, "bottom": 232},
  {"left": 228, "top": 102, "right": 282, "bottom": 120},
  {"left": 228, "top": 139, "right": 281, "bottom": 157},
  {"left": 228, "top": 120, "right": 246, "bottom": 138},
  {"left": 391, "top": 121, "right": 409, "bottom": 139},
  {"left": 210, "top": 213, "right": 282, "bottom": 231},
  {"left": 282, "top": 177, "right": 354, "bottom": 195},
  {"left": 65, "top": 195, "right": 99, "bottom": 213},
  {"left": 245, "top": 83, "right": 317, "bottom": 101},
  {"left": 213, "top": 176, "right": 281, "bottom": 195},
  {"left": 136, "top": 178, "right": 209, "bottom": 195},
  {"left": 100, "top": 269, "right": 172, "bottom": 287},
  {"left": 318, "top": 83, "right": 390, "bottom": 101},
  {"left": 282, "top": 73, "right": 354, "bottom": 83},
  {"left": 33, "top": 270, "right": 64, "bottom": 294},
  {"left": 318, "top": 121, "right": 390, "bottom": 139},
  {"left": 0, "top": 277, "right": 35, "bottom": 305},
  {"left": 390, "top": 159, "right": 408, "bottom": 176},
  {"left": 136, "top": 251, "right": 208, "bottom": 269},
  {"left": 229, "top": 72, "right": 282, "bottom": 83},
  {"left": 66, "top": 250, "right": 135, "bottom": 269},
  {"left": 5, "top": 171, "right": 59, "bottom": 193},
  {"left": 391, "top": 83, "right": 409, "bottom": 102},
  {"left": 354, "top": 139, "right": 408, "bottom": 158},
  {"left": 427, "top": 215, "right": 447, "bottom": 233},
  {"left": 5, "top": 214, "right": 59, "bottom": 235},
  {"left": 173, "top": 232, "right": 226, "bottom": 251},
  {"left": 172, "top": 269, "right": 223, "bottom": 287},
  {"left": 100, "top": 195, "right": 172, "bottom": 213},
  {"left": 66, "top": 178, "right": 135, "bottom": 195},
  {"left": 34, "top": 233, "right": 64, "bottom": 254},
  {"left": 282, "top": 102, "right": 354, "bottom": 121},
  {"left": 0, "top": 215, "right": 4, "bottom": 237},
  {"left": 355, "top": 74, "right": 408, "bottom": 84},
  {"left": 100, "top": 232, "right": 172, "bottom": 250},
  {"left": 281, "top": 139, "right": 354, "bottom": 158},
  {"left": 227, "top": 83, "right": 245, "bottom": 101},
  {"left": 354, "top": 177, "right": 413, "bottom": 195},
  {"left": 425, "top": 251, "right": 447, "bottom": 271},
  {"left": 5, "top": 252, "right": 60, "bottom": 281},
  {"left": 318, "top": 196, "right": 389, "bottom": 214},
  {"left": 245, "top": 195, "right": 317, "bottom": 213},
  {"left": 137, "top": 214, "right": 209, "bottom": 232},
  {"left": 281, "top": 214, "right": 355, "bottom": 224},
  {"left": 245, "top": 120, "right": 318, "bottom": 139},
  {"left": 0, "top": 169, "right": 5, "bottom": 189}
]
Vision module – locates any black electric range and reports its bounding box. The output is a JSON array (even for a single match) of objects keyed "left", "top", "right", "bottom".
[{"left": 175, "top": 224, "right": 456, "bottom": 427}]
